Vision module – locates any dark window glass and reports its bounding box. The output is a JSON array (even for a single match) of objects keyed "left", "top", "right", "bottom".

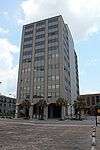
[
  {"left": 48, "top": 38, "right": 58, "bottom": 43},
  {"left": 92, "top": 97, "right": 95, "bottom": 105},
  {"left": 23, "top": 44, "right": 32, "bottom": 49},
  {"left": 96, "top": 96, "right": 99, "bottom": 100},
  {"left": 24, "top": 37, "right": 33, "bottom": 42},
  {"left": 96, "top": 96, "right": 100, "bottom": 103},
  {"left": 4, "top": 104, "right": 6, "bottom": 107},
  {"left": 87, "top": 97, "right": 90, "bottom": 106},
  {"left": 35, "top": 41, "right": 45, "bottom": 46},
  {"left": 48, "top": 24, "right": 58, "bottom": 29},
  {"left": 23, "top": 50, "right": 32, "bottom": 56},
  {"left": 48, "top": 46, "right": 58, "bottom": 51},
  {"left": 48, "top": 17, "right": 58, "bottom": 23},
  {"left": 24, "top": 24, "right": 33, "bottom": 29},
  {"left": 35, "top": 34, "right": 45, "bottom": 39},
  {"left": 24, "top": 30, "right": 33, "bottom": 35},
  {"left": 34, "top": 66, "right": 44, "bottom": 71},
  {"left": 34, "top": 56, "right": 44, "bottom": 61},
  {"left": 22, "top": 58, "right": 32, "bottom": 63},
  {"left": 48, "top": 31, "right": 58, "bottom": 36},
  {"left": 35, "top": 48, "right": 44, "bottom": 53},
  {"left": 36, "top": 27, "right": 45, "bottom": 32},
  {"left": 36, "top": 21, "right": 45, "bottom": 26}
]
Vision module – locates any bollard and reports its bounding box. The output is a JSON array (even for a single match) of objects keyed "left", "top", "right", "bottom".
[{"left": 91, "top": 127, "right": 96, "bottom": 150}]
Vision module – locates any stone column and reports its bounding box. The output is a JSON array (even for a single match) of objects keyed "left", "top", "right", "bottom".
[
  {"left": 44, "top": 106, "right": 48, "bottom": 120},
  {"left": 29, "top": 105, "right": 33, "bottom": 119},
  {"left": 61, "top": 106, "right": 66, "bottom": 120},
  {"left": 15, "top": 105, "right": 19, "bottom": 119}
]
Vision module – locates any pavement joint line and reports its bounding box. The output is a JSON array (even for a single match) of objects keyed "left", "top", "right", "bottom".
[{"left": 0, "top": 120, "right": 94, "bottom": 127}]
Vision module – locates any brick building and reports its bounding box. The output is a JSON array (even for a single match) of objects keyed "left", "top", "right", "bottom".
[{"left": 79, "top": 93, "right": 100, "bottom": 115}]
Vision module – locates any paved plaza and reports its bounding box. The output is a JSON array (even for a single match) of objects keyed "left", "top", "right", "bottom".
[{"left": 0, "top": 119, "right": 100, "bottom": 150}]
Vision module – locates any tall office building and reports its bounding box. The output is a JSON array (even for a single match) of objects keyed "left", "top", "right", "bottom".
[{"left": 16, "top": 15, "right": 79, "bottom": 119}]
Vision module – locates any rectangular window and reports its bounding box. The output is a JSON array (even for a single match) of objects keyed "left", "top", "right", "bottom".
[
  {"left": 35, "top": 41, "right": 45, "bottom": 46},
  {"left": 52, "top": 85, "right": 55, "bottom": 89},
  {"left": 36, "top": 27, "right": 45, "bottom": 32},
  {"left": 56, "top": 84, "right": 59, "bottom": 88},
  {"left": 24, "top": 30, "right": 33, "bottom": 35},
  {"left": 48, "top": 85, "right": 52, "bottom": 89},
  {"left": 24, "top": 24, "right": 33, "bottom": 30},
  {"left": 48, "top": 17, "right": 58, "bottom": 23},
  {"left": 23, "top": 44, "right": 32, "bottom": 49},
  {"left": 35, "top": 34, "right": 45, "bottom": 39},
  {"left": 48, "top": 92, "right": 52, "bottom": 98},
  {"left": 87, "top": 97, "right": 90, "bottom": 106},
  {"left": 48, "top": 45, "right": 58, "bottom": 51},
  {"left": 23, "top": 50, "right": 32, "bottom": 56},
  {"left": 48, "top": 38, "right": 58, "bottom": 43},
  {"left": 34, "top": 56, "right": 44, "bottom": 61},
  {"left": 48, "top": 24, "right": 58, "bottom": 30},
  {"left": 36, "top": 21, "right": 45, "bottom": 26},
  {"left": 35, "top": 48, "right": 44, "bottom": 54},
  {"left": 48, "top": 31, "right": 58, "bottom": 36},
  {"left": 92, "top": 97, "right": 95, "bottom": 105},
  {"left": 24, "top": 37, "right": 33, "bottom": 42},
  {"left": 56, "top": 76, "right": 59, "bottom": 80},
  {"left": 22, "top": 58, "right": 32, "bottom": 63}
]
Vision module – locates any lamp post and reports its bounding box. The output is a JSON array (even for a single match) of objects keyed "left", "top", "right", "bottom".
[{"left": 0, "top": 82, "right": 2, "bottom": 95}]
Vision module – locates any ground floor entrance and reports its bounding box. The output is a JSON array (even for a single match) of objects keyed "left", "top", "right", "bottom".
[
  {"left": 16, "top": 102, "right": 66, "bottom": 120},
  {"left": 48, "top": 103, "right": 61, "bottom": 118}
]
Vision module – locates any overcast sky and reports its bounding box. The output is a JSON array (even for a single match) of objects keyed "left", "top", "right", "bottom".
[{"left": 0, "top": 0, "right": 100, "bottom": 97}]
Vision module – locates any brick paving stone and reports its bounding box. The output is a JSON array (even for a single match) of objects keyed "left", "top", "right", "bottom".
[
  {"left": 96, "top": 126, "right": 100, "bottom": 150},
  {"left": 0, "top": 119, "right": 97, "bottom": 150}
]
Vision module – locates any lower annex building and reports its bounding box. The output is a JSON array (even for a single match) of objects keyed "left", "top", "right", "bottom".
[
  {"left": 0, "top": 95, "right": 16, "bottom": 117},
  {"left": 15, "top": 15, "right": 79, "bottom": 119},
  {"left": 79, "top": 93, "right": 100, "bottom": 115}
]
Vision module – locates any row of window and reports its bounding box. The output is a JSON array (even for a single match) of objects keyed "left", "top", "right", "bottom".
[
  {"left": 35, "top": 48, "right": 44, "bottom": 54},
  {"left": 34, "top": 66, "right": 44, "bottom": 71},
  {"left": 24, "top": 17, "right": 58, "bottom": 29},
  {"left": 22, "top": 58, "right": 32, "bottom": 63},
  {"left": 34, "top": 55, "right": 44, "bottom": 61},
  {"left": 82, "top": 96, "right": 100, "bottom": 106},
  {"left": 0, "top": 98, "right": 15, "bottom": 104},
  {"left": 24, "top": 30, "right": 33, "bottom": 35},
  {"left": 23, "top": 32, "right": 58, "bottom": 49},
  {"left": 0, "top": 103, "right": 14, "bottom": 107},
  {"left": 23, "top": 50, "right": 32, "bottom": 56},
  {"left": 24, "top": 37, "right": 33, "bottom": 42},
  {"left": 24, "top": 28, "right": 58, "bottom": 39},
  {"left": 48, "top": 92, "right": 59, "bottom": 98},
  {"left": 23, "top": 44, "right": 33, "bottom": 49},
  {"left": 48, "top": 64, "right": 59, "bottom": 69},
  {"left": 48, "top": 84, "right": 59, "bottom": 89},
  {"left": 34, "top": 46, "right": 58, "bottom": 54},
  {"left": 34, "top": 77, "right": 44, "bottom": 82}
]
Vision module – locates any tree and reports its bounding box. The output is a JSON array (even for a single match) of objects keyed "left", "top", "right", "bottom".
[
  {"left": 19, "top": 100, "right": 31, "bottom": 119},
  {"left": 56, "top": 97, "right": 67, "bottom": 107},
  {"left": 74, "top": 97, "right": 86, "bottom": 120},
  {"left": 37, "top": 99, "right": 47, "bottom": 120}
]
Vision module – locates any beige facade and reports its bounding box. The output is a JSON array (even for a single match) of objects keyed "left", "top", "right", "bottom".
[
  {"left": 79, "top": 93, "right": 100, "bottom": 115},
  {"left": 16, "top": 15, "right": 79, "bottom": 119}
]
